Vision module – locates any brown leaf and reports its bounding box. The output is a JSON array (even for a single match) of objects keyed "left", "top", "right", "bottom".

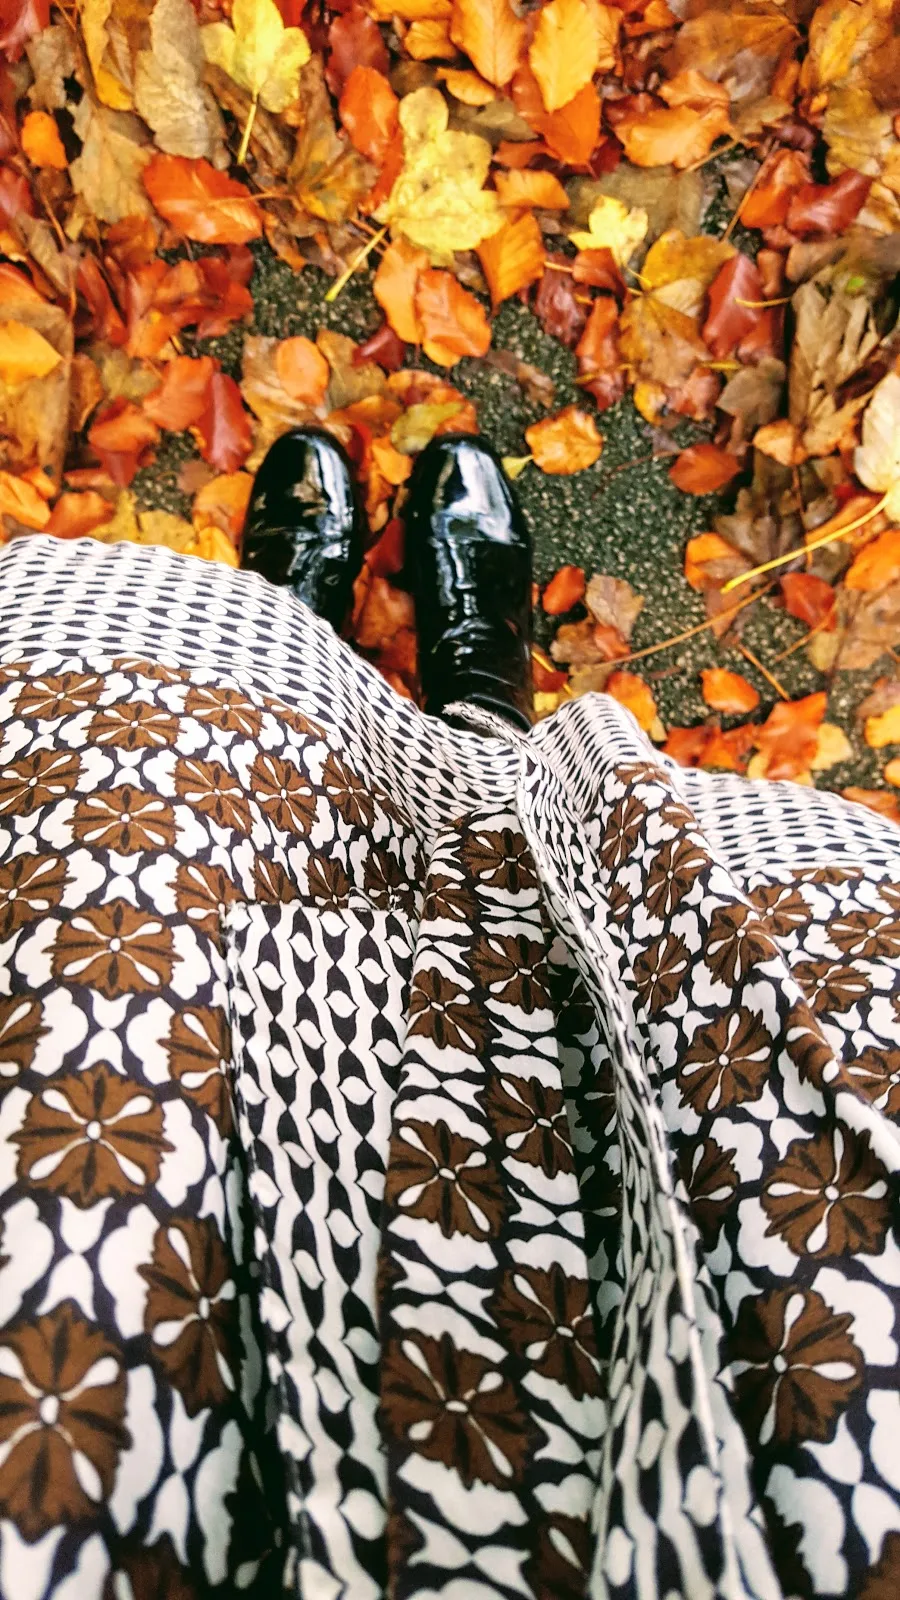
[
  {"left": 702, "top": 253, "right": 763, "bottom": 360},
  {"left": 533, "top": 258, "right": 588, "bottom": 348},
  {"left": 575, "top": 297, "right": 624, "bottom": 411},
  {"left": 669, "top": 443, "right": 741, "bottom": 495}
]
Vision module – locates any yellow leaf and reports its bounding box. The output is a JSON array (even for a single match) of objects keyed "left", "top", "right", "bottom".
[
  {"left": 884, "top": 758, "right": 900, "bottom": 787},
  {"left": 202, "top": 0, "right": 310, "bottom": 115},
  {"left": 503, "top": 455, "right": 532, "bottom": 479},
  {"left": 811, "top": 723, "right": 853, "bottom": 770},
  {"left": 640, "top": 228, "right": 733, "bottom": 317},
  {"left": 529, "top": 0, "right": 602, "bottom": 114},
  {"left": 855, "top": 372, "right": 900, "bottom": 522},
  {"left": 865, "top": 704, "right": 900, "bottom": 750},
  {"left": 191, "top": 525, "right": 240, "bottom": 565},
  {"left": 0, "top": 322, "right": 61, "bottom": 386},
  {"left": 377, "top": 87, "right": 503, "bottom": 261},
  {"left": 525, "top": 407, "right": 602, "bottom": 474},
  {"left": 81, "top": 0, "right": 153, "bottom": 112},
  {"left": 568, "top": 195, "right": 648, "bottom": 265},
  {"left": 437, "top": 68, "right": 497, "bottom": 106},
  {"left": 448, "top": 0, "right": 526, "bottom": 89},
  {"left": 404, "top": 20, "right": 457, "bottom": 59}
]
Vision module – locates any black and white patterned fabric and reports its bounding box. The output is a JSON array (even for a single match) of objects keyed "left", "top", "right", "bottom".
[{"left": 0, "top": 535, "right": 898, "bottom": 1600}]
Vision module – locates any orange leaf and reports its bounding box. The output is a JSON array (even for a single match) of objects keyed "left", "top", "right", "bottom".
[
  {"left": 614, "top": 101, "right": 732, "bottom": 170},
  {"left": 754, "top": 692, "right": 827, "bottom": 781},
  {"left": 339, "top": 66, "right": 399, "bottom": 164},
  {"left": 88, "top": 401, "right": 160, "bottom": 488},
  {"left": 664, "top": 726, "right": 711, "bottom": 767},
  {"left": 143, "top": 155, "right": 263, "bottom": 245},
  {"left": 414, "top": 269, "right": 491, "bottom": 367},
  {"left": 448, "top": 0, "right": 525, "bottom": 87},
  {"left": 753, "top": 420, "right": 806, "bottom": 466},
  {"left": 702, "top": 724, "right": 755, "bottom": 773},
  {"left": 437, "top": 68, "right": 496, "bottom": 105},
  {"left": 194, "top": 373, "right": 252, "bottom": 474},
  {"left": 529, "top": 0, "right": 612, "bottom": 112},
  {"left": 542, "top": 564, "right": 586, "bottom": 613},
  {"left": 843, "top": 788, "right": 900, "bottom": 825},
  {"left": 575, "top": 297, "right": 624, "bottom": 411},
  {"left": 525, "top": 407, "right": 602, "bottom": 475},
  {"left": 493, "top": 169, "right": 569, "bottom": 209},
  {"left": 374, "top": 237, "right": 428, "bottom": 344},
  {"left": 780, "top": 572, "right": 836, "bottom": 630},
  {"left": 274, "top": 337, "right": 330, "bottom": 405},
  {"left": 740, "top": 149, "right": 810, "bottom": 229},
  {"left": 604, "top": 669, "right": 660, "bottom": 735},
  {"left": 45, "top": 491, "right": 115, "bottom": 539},
  {"left": 511, "top": 64, "right": 600, "bottom": 165},
  {"left": 477, "top": 212, "right": 545, "bottom": 307},
  {"left": 669, "top": 444, "right": 741, "bottom": 495},
  {"left": 0, "top": 470, "right": 51, "bottom": 530},
  {"left": 143, "top": 355, "right": 217, "bottom": 431},
  {"left": 404, "top": 19, "right": 456, "bottom": 58},
  {"left": 193, "top": 472, "right": 253, "bottom": 546},
  {"left": 684, "top": 531, "right": 747, "bottom": 591},
  {"left": 495, "top": 139, "right": 549, "bottom": 169},
  {"left": 700, "top": 667, "right": 759, "bottom": 714},
  {"left": 844, "top": 527, "right": 900, "bottom": 593},
  {"left": 20, "top": 109, "right": 66, "bottom": 169}
]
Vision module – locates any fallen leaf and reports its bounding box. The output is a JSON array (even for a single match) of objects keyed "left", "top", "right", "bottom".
[
  {"left": 201, "top": 0, "right": 311, "bottom": 116},
  {"left": 885, "top": 760, "right": 900, "bottom": 788},
  {"left": 786, "top": 170, "right": 873, "bottom": 237},
  {"left": 702, "top": 253, "right": 764, "bottom": 359},
  {"left": 414, "top": 268, "right": 491, "bottom": 366},
  {"left": 575, "top": 297, "right": 624, "bottom": 411},
  {"left": 604, "top": 669, "right": 663, "bottom": 738},
  {"left": 404, "top": 20, "right": 457, "bottom": 60},
  {"left": 854, "top": 371, "right": 900, "bottom": 521},
  {"left": 143, "top": 353, "right": 216, "bottom": 429},
  {"left": 355, "top": 321, "right": 407, "bottom": 372},
  {"left": 702, "top": 724, "right": 756, "bottom": 772},
  {"left": 612, "top": 98, "right": 732, "bottom": 171},
  {"left": 274, "top": 336, "right": 330, "bottom": 405},
  {"left": 437, "top": 68, "right": 495, "bottom": 106},
  {"left": 753, "top": 419, "right": 806, "bottom": 466},
  {"left": 843, "top": 787, "right": 900, "bottom": 824},
  {"left": 192, "top": 470, "right": 253, "bottom": 544},
  {"left": 448, "top": 0, "right": 525, "bottom": 88},
  {"left": 684, "top": 530, "right": 748, "bottom": 591},
  {"left": 669, "top": 443, "right": 741, "bottom": 494},
  {"left": 143, "top": 154, "right": 264, "bottom": 243},
  {"left": 88, "top": 399, "right": 160, "bottom": 487},
  {"left": 753, "top": 692, "right": 827, "bottom": 780},
  {"left": 569, "top": 195, "right": 648, "bottom": 267},
  {"left": 864, "top": 703, "right": 900, "bottom": 750},
  {"left": 533, "top": 257, "right": 588, "bottom": 347},
  {"left": 780, "top": 572, "right": 836, "bottom": 630},
  {"left": 700, "top": 667, "right": 759, "bottom": 714},
  {"left": 477, "top": 211, "right": 545, "bottom": 306},
  {"left": 373, "top": 237, "right": 428, "bottom": 345},
  {"left": 0, "top": 0, "right": 49, "bottom": 61},
  {"left": 0, "top": 319, "right": 60, "bottom": 385},
  {"left": 619, "top": 294, "right": 710, "bottom": 389},
  {"left": 845, "top": 526, "right": 900, "bottom": 592},
  {"left": 493, "top": 169, "right": 569, "bottom": 210},
  {"left": 339, "top": 65, "right": 398, "bottom": 164},
  {"left": 20, "top": 108, "right": 66, "bottom": 168},
  {"left": 811, "top": 722, "right": 853, "bottom": 771},
  {"left": 45, "top": 490, "right": 116, "bottom": 539},
  {"left": 69, "top": 100, "right": 152, "bottom": 225},
  {"left": 585, "top": 572, "right": 644, "bottom": 639},
  {"left": 529, "top": 0, "right": 610, "bottom": 114},
  {"left": 640, "top": 230, "right": 733, "bottom": 319},
  {"left": 391, "top": 398, "right": 464, "bottom": 453},
  {"left": 740, "top": 148, "right": 810, "bottom": 228},
  {"left": 0, "top": 469, "right": 51, "bottom": 529},
  {"left": 325, "top": 6, "right": 389, "bottom": 95},
  {"left": 376, "top": 86, "right": 503, "bottom": 260},
  {"left": 134, "top": 0, "right": 224, "bottom": 162},
  {"left": 542, "top": 564, "right": 585, "bottom": 614},
  {"left": 526, "top": 406, "right": 602, "bottom": 474},
  {"left": 511, "top": 63, "right": 600, "bottom": 166}
]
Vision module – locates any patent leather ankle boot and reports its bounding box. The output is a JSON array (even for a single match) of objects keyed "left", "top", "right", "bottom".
[
  {"left": 405, "top": 434, "right": 533, "bottom": 732},
  {"left": 242, "top": 429, "right": 365, "bottom": 630}
]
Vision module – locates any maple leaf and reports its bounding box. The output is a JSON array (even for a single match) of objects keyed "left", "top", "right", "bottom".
[
  {"left": 449, "top": 0, "right": 525, "bottom": 89},
  {"left": 143, "top": 154, "right": 263, "bottom": 243},
  {"left": 854, "top": 372, "right": 900, "bottom": 521},
  {"left": 569, "top": 196, "right": 648, "bottom": 267},
  {"left": 529, "top": 0, "right": 614, "bottom": 114},
  {"left": 526, "top": 407, "right": 602, "bottom": 475},
  {"left": 477, "top": 212, "right": 545, "bottom": 307},
  {"left": 202, "top": 0, "right": 311, "bottom": 122},
  {"left": 376, "top": 87, "right": 503, "bottom": 261},
  {"left": 134, "top": 0, "right": 224, "bottom": 162}
]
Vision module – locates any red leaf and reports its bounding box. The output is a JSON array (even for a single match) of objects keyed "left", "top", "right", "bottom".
[
  {"left": 143, "top": 355, "right": 217, "bottom": 431},
  {"left": 533, "top": 257, "right": 587, "bottom": 348},
  {"left": 669, "top": 443, "right": 741, "bottom": 495},
  {"left": 542, "top": 564, "right": 585, "bottom": 614},
  {"left": 780, "top": 573, "right": 837, "bottom": 631},
  {"left": 785, "top": 170, "right": 873, "bottom": 237},
  {"left": 143, "top": 156, "right": 263, "bottom": 245},
  {"left": 326, "top": 5, "right": 389, "bottom": 97},
  {"left": 702, "top": 254, "right": 763, "bottom": 360},
  {"left": 88, "top": 400, "right": 159, "bottom": 488},
  {"left": 572, "top": 248, "right": 626, "bottom": 297},
  {"left": 575, "top": 297, "right": 624, "bottom": 411},
  {"left": 0, "top": 0, "right": 49, "bottom": 59},
  {"left": 0, "top": 164, "right": 33, "bottom": 230},
  {"left": 664, "top": 726, "right": 712, "bottom": 768},
  {"left": 365, "top": 516, "right": 404, "bottom": 576},
  {"left": 194, "top": 372, "right": 252, "bottom": 473},
  {"left": 354, "top": 320, "right": 406, "bottom": 371}
]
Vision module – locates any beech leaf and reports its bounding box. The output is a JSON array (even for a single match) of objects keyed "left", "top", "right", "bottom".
[
  {"left": 414, "top": 268, "right": 491, "bottom": 366},
  {"left": 669, "top": 443, "right": 741, "bottom": 495},
  {"left": 529, "top": 0, "right": 609, "bottom": 114},
  {"left": 449, "top": 0, "right": 525, "bottom": 89},
  {"left": 134, "top": 0, "right": 224, "bottom": 162},
  {"left": 0, "top": 320, "right": 60, "bottom": 384},
  {"left": 477, "top": 211, "right": 545, "bottom": 307},
  {"left": 143, "top": 154, "right": 264, "bottom": 243},
  {"left": 526, "top": 407, "right": 603, "bottom": 474}
]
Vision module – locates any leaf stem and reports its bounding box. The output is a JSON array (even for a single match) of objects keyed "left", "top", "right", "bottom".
[
  {"left": 721, "top": 493, "right": 890, "bottom": 594},
  {"left": 324, "top": 226, "right": 388, "bottom": 304},
  {"left": 237, "top": 93, "right": 259, "bottom": 166},
  {"left": 600, "top": 583, "right": 767, "bottom": 668},
  {"left": 735, "top": 295, "right": 792, "bottom": 308},
  {"left": 735, "top": 640, "right": 789, "bottom": 700}
]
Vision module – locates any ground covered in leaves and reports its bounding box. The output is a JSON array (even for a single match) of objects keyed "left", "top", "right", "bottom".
[{"left": 0, "top": 0, "right": 899, "bottom": 811}]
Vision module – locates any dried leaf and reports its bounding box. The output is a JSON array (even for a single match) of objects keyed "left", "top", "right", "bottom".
[
  {"left": 780, "top": 572, "right": 836, "bottom": 629},
  {"left": 143, "top": 353, "right": 216, "bottom": 429},
  {"left": 753, "top": 419, "right": 805, "bottom": 466},
  {"left": 569, "top": 196, "right": 648, "bottom": 267},
  {"left": 575, "top": 297, "right": 624, "bottom": 411},
  {"left": 88, "top": 399, "right": 159, "bottom": 487},
  {"left": 143, "top": 153, "right": 263, "bottom": 243},
  {"left": 529, "top": 0, "right": 610, "bottom": 114},
  {"left": 845, "top": 526, "right": 900, "bottom": 593},
  {"left": 194, "top": 370, "right": 252, "bottom": 473},
  {"left": 0, "top": 469, "right": 50, "bottom": 530},
  {"left": 843, "top": 787, "right": 900, "bottom": 824},
  {"left": 391, "top": 399, "right": 464, "bottom": 453},
  {"left": 854, "top": 372, "right": 900, "bottom": 522},
  {"left": 526, "top": 407, "right": 602, "bottom": 474},
  {"left": 604, "top": 669, "right": 663, "bottom": 738},
  {"left": 377, "top": 86, "right": 503, "bottom": 260},
  {"left": 684, "top": 531, "right": 748, "bottom": 591},
  {"left": 20, "top": 108, "right": 66, "bottom": 168},
  {"left": 69, "top": 100, "right": 152, "bottom": 225},
  {"left": 585, "top": 573, "right": 644, "bottom": 640},
  {"left": 373, "top": 237, "right": 428, "bottom": 343},
  {"left": 46, "top": 490, "right": 116, "bottom": 539},
  {"left": 613, "top": 99, "right": 732, "bottom": 171},
  {"left": 133, "top": 0, "right": 223, "bottom": 162},
  {"left": 414, "top": 268, "right": 491, "bottom": 366},
  {"left": 700, "top": 667, "right": 759, "bottom": 714},
  {"left": 201, "top": 0, "right": 311, "bottom": 115},
  {"left": 339, "top": 65, "right": 398, "bottom": 164},
  {"left": 0, "top": 320, "right": 60, "bottom": 384},
  {"left": 274, "top": 336, "right": 330, "bottom": 405},
  {"left": 786, "top": 170, "right": 873, "bottom": 237},
  {"left": 864, "top": 703, "right": 900, "bottom": 750},
  {"left": 753, "top": 692, "right": 827, "bottom": 781},
  {"left": 702, "top": 253, "right": 763, "bottom": 359},
  {"left": 477, "top": 211, "right": 545, "bottom": 307},
  {"left": 669, "top": 443, "right": 740, "bottom": 495},
  {"left": 326, "top": 6, "right": 389, "bottom": 96},
  {"left": 449, "top": 0, "right": 525, "bottom": 89},
  {"left": 493, "top": 169, "right": 569, "bottom": 210},
  {"left": 542, "top": 564, "right": 585, "bottom": 614},
  {"left": 404, "top": 20, "right": 456, "bottom": 60},
  {"left": 533, "top": 258, "right": 587, "bottom": 347},
  {"left": 619, "top": 294, "right": 709, "bottom": 389},
  {"left": 740, "top": 149, "right": 810, "bottom": 229}
]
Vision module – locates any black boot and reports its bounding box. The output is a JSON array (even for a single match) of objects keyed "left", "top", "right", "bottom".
[
  {"left": 242, "top": 429, "right": 365, "bottom": 630},
  {"left": 405, "top": 435, "right": 533, "bottom": 732}
]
